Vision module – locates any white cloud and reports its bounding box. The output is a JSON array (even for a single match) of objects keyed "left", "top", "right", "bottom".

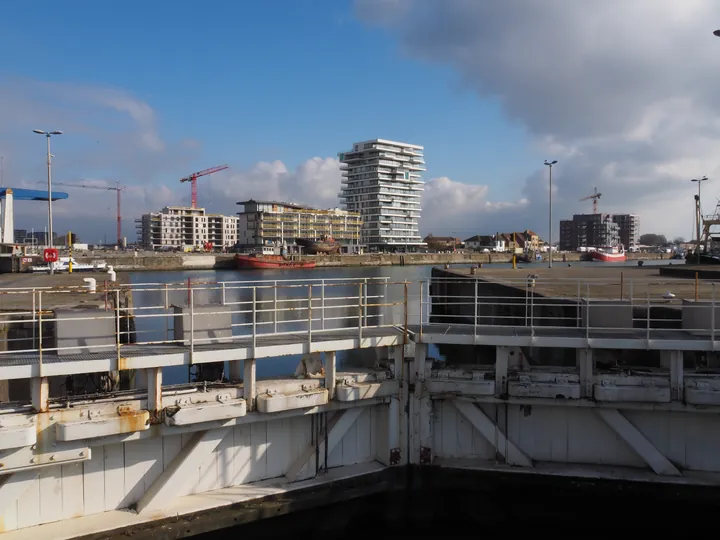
[{"left": 355, "top": 0, "right": 720, "bottom": 239}]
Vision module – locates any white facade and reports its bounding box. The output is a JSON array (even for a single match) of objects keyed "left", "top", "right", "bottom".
[
  {"left": 339, "top": 139, "right": 425, "bottom": 250},
  {"left": 137, "top": 206, "right": 238, "bottom": 250}
]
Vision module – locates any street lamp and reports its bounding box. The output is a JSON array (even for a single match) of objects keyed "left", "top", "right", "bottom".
[
  {"left": 33, "top": 129, "right": 62, "bottom": 274},
  {"left": 544, "top": 159, "right": 558, "bottom": 268},
  {"left": 713, "top": 29, "right": 720, "bottom": 37},
  {"left": 692, "top": 176, "right": 709, "bottom": 264}
]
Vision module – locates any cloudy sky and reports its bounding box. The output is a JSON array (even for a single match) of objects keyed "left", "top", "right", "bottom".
[{"left": 2, "top": 0, "right": 719, "bottom": 243}]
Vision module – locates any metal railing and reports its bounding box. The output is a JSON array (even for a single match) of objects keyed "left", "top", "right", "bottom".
[
  {"left": 0, "top": 274, "right": 719, "bottom": 377},
  {"left": 412, "top": 275, "right": 720, "bottom": 340},
  {"left": 0, "top": 276, "right": 405, "bottom": 362}
]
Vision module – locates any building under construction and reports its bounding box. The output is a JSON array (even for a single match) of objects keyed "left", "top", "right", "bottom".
[
  {"left": 559, "top": 213, "right": 639, "bottom": 251},
  {"left": 136, "top": 206, "right": 239, "bottom": 250},
  {"left": 236, "top": 200, "right": 361, "bottom": 247}
]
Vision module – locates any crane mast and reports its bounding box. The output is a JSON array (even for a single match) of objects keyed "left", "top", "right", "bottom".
[
  {"left": 579, "top": 187, "right": 602, "bottom": 214},
  {"left": 179, "top": 165, "right": 229, "bottom": 208}
]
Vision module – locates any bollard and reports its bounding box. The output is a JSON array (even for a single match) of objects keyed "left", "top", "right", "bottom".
[
  {"left": 83, "top": 277, "right": 97, "bottom": 293},
  {"left": 107, "top": 265, "right": 117, "bottom": 283}
]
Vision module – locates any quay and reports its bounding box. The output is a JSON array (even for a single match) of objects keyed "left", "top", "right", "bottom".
[
  {"left": 0, "top": 270, "right": 720, "bottom": 537},
  {"left": 59, "top": 250, "right": 671, "bottom": 272}
]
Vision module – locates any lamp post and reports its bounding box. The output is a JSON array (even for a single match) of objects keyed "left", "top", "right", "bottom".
[
  {"left": 544, "top": 159, "right": 558, "bottom": 268},
  {"left": 33, "top": 129, "right": 62, "bottom": 274},
  {"left": 692, "top": 176, "right": 709, "bottom": 263}
]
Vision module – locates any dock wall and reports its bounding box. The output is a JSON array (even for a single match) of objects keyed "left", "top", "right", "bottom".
[{"left": 72, "top": 251, "right": 669, "bottom": 272}]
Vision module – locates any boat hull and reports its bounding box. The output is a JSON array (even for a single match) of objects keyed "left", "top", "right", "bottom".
[
  {"left": 590, "top": 251, "right": 627, "bottom": 262},
  {"left": 235, "top": 255, "right": 316, "bottom": 270},
  {"left": 295, "top": 238, "right": 341, "bottom": 254}
]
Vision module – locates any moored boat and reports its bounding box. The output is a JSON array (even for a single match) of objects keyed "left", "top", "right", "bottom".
[
  {"left": 589, "top": 246, "right": 627, "bottom": 262},
  {"left": 295, "top": 236, "right": 341, "bottom": 254},
  {"left": 30, "top": 257, "right": 107, "bottom": 273},
  {"left": 235, "top": 254, "right": 316, "bottom": 270}
]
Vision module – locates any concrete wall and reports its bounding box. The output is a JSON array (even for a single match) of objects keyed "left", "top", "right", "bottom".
[{"left": 73, "top": 251, "right": 669, "bottom": 272}]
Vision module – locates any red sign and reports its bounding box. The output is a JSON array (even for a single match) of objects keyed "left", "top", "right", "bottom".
[{"left": 43, "top": 248, "right": 59, "bottom": 263}]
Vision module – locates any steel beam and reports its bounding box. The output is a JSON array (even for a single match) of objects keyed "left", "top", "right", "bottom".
[
  {"left": 135, "top": 428, "right": 230, "bottom": 514},
  {"left": 453, "top": 400, "right": 533, "bottom": 468},
  {"left": 596, "top": 408, "right": 682, "bottom": 476}
]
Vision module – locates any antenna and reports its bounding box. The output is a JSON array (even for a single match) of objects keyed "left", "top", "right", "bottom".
[{"left": 1, "top": 156, "right": 4, "bottom": 188}]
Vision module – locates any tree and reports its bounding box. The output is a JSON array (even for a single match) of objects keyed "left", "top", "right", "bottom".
[
  {"left": 638, "top": 233, "right": 667, "bottom": 246},
  {"left": 672, "top": 237, "right": 685, "bottom": 245}
]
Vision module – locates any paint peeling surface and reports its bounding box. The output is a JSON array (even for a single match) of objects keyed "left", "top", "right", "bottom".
[{"left": 55, "top": 411, "right": 150, "bottom": 441}]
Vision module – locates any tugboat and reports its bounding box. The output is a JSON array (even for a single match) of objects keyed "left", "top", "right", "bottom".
[
  {"left": 234, "top": 253, "right": 316, "bottom": 270},
  {"left": 590, "top": 245, "right": 627, "bottom": 262}
]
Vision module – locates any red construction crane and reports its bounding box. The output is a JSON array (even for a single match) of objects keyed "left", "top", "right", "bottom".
[
  {"left": 50, "top": 181, "right": 124, "bottom": 246},
  {"left": 579, "top": 186, "right": 602, "bottom": 214},
  {"left": 180, "top": 165, "right": 229, "bottom": 208}
]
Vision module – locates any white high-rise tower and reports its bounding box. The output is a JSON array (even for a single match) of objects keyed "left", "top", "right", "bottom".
[{"left": 338, "top": 139, "right": 426, "bottom": 251}]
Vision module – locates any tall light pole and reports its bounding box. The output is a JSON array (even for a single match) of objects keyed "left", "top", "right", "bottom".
[
  {"left": 33, "top": 129, "right": 62, "bottom": 274},
  {"left": 544, "top": 159, "right": 558, "bottom": 268},
  {"left": 692, "top": 176, "right": 709, "bottom": 263}
]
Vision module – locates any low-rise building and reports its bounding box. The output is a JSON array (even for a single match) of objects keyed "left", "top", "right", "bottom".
[
  {"left": 464, "top": 234, "right": 506, "bottom": 252},
  {"left": 136, "top": 206, "right": 239, "bottom": 250},
  {"left": 236, "top": 200, "right": 361, "bottom": 247}
]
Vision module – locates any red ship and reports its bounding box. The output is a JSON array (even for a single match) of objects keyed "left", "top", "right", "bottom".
[
  {"left": 235, "top": 254, "right": 316, "bottom": 270},
  {"left": 589, "top": 246, "right": 627, "bottom": 262}
]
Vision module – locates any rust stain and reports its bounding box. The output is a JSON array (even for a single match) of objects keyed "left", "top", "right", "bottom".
[
  {"left": 117, "top": 356, "right": 129, "bottom": 371},
  {"left": 116, "top": 406, "right": 150, "bottom": 433}
]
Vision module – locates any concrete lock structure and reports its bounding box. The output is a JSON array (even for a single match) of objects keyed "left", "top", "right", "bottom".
[{"left": 1, "top": 268, "right": 720, "bottom": 537}]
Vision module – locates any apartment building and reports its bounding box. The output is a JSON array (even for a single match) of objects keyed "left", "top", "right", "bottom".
[
  {"left": 338, "top": 139, "right": 426, "bottom": 251},
  {"left": 612, "top": 213, "right": 640, "bottom": 248},
  {"left": 559, "top": 214, "right": 621, "bottom": 251},
  {"left": 236, "top": 200, "right": 361, "bottom": 246},
  {"left": 136, "top": 206, "right": 239, "bottom": 250}
]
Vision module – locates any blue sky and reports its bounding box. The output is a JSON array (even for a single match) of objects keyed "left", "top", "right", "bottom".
[
  {"left": 4, "top": 0, "right": 712, "bottom": 242},
  {"left": 1, "top": 0, "right": 536, "bottom": 231}
]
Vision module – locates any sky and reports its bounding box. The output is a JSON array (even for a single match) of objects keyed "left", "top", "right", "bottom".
[{"left": 1, "top": 0, "right": 720, "bottom": 244}]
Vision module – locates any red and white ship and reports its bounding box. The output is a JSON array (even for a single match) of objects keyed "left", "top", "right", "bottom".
[{"left": 590, "top": 245, "right": 627, "bottom": 262}]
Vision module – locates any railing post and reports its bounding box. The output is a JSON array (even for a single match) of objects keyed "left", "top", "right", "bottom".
[
  {"left": 585, "top": 283, "right": 590, "bottom": 342},
  {"left": 115, "top": 289, "right": 121, "bottom": 367},
  {"left": 273, "top": 280, "right": 278, "bottom": 334},
  {"left": 321, "top": 279, "right": 325, "bottom": 331},
  {"left": 358, "top": 282, "right": 363, "bottom": 341},
  {"left": 32, "top": 288, "right": 36, "bottom": 349},
  {"left": 38, "top": 290, "right": 43, "bottom": 376},
  {"left": 252, "top": 287, "right": 257, "bottom": 354},
  {"left": 473, "top": 280, "right": 478, "bottom": 337},
  {"left": 419, "top": 281, "right": 424, "bottom": 340},
  {"left": 189, "top": 287, "right": 195, "bottom": 360},
  {"left": 308, "top": 284, "right": 313, "bottom": 346},
  {"left": 646, "top": 289, "right": 651, "bottom": 343},
  {"left": 712, "top": 283, "right": 716, "bottom": 350},
  {"left": 363, "top": 278, "right": 368, "bottom": 327},
  {"left": 576, "top": 280, "right": 581, "bottom": 327},
  {"left": 221, "top": 282, "right": 226, "bottom": 306},
  {"left": 383, "top": 277, "right": 389, "bottom": 325},
  {"left": 403, "top": 281, "right": 408, "bottom": 345},
  {"left": 164, "top": 282, "right": 170, "bottom": 342}
]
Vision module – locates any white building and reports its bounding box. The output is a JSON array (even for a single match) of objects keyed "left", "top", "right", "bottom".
[
  {"left": 237, "top": 200, "right": 360, "bottom": 246},
  {"left": 338, "top": 139, "right": 426, "bottom": 251},
  {"left": 136, "top": 206, "right": 238, "bottom": 250}
]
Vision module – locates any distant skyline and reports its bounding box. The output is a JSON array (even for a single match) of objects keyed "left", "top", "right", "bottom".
[{"left": 1, "top": 1, "right": 720, "bottom": 243}]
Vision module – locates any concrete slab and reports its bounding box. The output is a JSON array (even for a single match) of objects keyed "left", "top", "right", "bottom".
[{"left": 434, "top": 266, "right": 716, "bottom": 302}]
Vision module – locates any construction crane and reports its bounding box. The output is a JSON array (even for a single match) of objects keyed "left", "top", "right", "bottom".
[
  {"left": 579, "top": 187, "right": 602, "bottom": 214},
  {"left": 180, "top": 165, "right": 229, "bottom": 209},
  {"left": 48, "top": 181, "right": 124, "bottom": 246}
]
